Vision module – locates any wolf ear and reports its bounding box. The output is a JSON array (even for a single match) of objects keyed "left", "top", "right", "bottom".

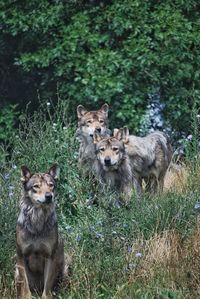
[
  {"left": 114, "top": 128, "right": 123, "bottom": 141},
  {"left": 48, "top": 164, "right": 60, "bottom": 180},
  {"left": 121, "top": 126, "right": 129, "bottom": 144},
  {"left": 113, "top": 128, "right": 120, "bottom": 138},
  {"left": 93, "top": 130, "right": 103, "bottom": 144},
  {"left": 21, "top": 166, "right": 32, "bottom": 183},
  {"left": 99, "top": 103, "right": 109, "bottom": 116},
  {"left": 115, "top": 127, "right": 129, "bottom": 144},
  {"left": 77, "top": 105, "right": 87, "bottom": 118}
]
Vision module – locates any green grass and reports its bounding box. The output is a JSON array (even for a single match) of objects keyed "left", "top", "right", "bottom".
[{"left": 1, "top": 101, "right": 200, "bottom": 298}]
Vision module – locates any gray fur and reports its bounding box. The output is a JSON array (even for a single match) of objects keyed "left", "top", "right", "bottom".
[
  {"left": 17, "top": 197, "right": 56, "bottom": 236},
  {"left": 123, "top": 129, "right": 172, "bottom": 193}
]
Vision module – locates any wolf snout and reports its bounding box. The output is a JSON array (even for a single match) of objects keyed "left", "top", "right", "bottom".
[
  {"left": 96, "top": 128, "right": 101, "bottom": 133},
  {"left": 45, "top": 192, "right": 53, "bottom": 204},
  {"left": 104, "top": 157, "right": 111, "bottom": 166}
]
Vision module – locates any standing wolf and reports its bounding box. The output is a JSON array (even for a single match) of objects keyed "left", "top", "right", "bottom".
[
  {"left": 92, "top": 130, "right": 140, "bottom": 202},
  {"left": 15, "top": 165, "right": 65, "bottom": 299},
  {"left": 75, "top": 103, "right": 111, "bottom": 170},
  {"left": 115, "top": 127, "right": 172, "bottom": 193}
]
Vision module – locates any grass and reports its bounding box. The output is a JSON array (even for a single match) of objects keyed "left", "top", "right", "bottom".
[{"left": 1, "top": 100, "right": 200, "bottom": 298}]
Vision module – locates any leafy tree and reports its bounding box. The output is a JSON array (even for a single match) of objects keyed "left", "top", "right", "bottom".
[{"left": 0, "top": 0, "right": 200, "bottom": 133}]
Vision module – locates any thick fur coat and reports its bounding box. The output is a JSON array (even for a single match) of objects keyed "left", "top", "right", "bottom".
[{"left": 15, "top": 165, "right": 65, "bottom": 299}]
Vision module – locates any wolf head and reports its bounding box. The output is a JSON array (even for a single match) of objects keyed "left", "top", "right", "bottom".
[
  {"left": 77, "top": 103, "right": 109, "bottom": 137},
  {"left": 21, "top": 164, "right": 60, "bottom": 207},
  {"left": 93, "top": 127, "right": 129, "bottom": 171}
]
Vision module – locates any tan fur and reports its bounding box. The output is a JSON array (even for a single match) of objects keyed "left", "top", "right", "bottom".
[
  {"left": 75, "top": 103, "right": 111, "bottom": 171},
  {"left": 15, "top": 165, "right": 67, "bottom": 299},
  {"left": 92, "top": 131, "right": 140, "bottom": 202},
  {"left": 116, "top": 127, "right": 172, "bottom": 194}
]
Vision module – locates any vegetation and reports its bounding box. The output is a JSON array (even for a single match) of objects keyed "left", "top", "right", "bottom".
[
  {"left": 0, "top": 0, "right": 200, "bottom": 133},
  {"left": 1, "top": 102, "right": 200, "bottom": 298},
  {"left": 1, "top": 1, "right": 200, "bottom": 297}
]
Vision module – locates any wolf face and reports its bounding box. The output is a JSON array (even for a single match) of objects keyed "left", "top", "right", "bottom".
[
  {"left": 21, "top": 164, "right": 59, "bottom": 207},
  {"left": 94, "top": 134, "right": 125, "bottom": 171},
  {"left": 77, "top": 103, "right": 109, "bottom": 137}
]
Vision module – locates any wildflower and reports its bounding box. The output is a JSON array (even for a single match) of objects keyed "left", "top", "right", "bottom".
[
  {"left": 9, "top": 185, "right": 14, "bottom": 190},
  {"left": 63, "top": 126, "right": 67, "bottom": 130},
  {"left": 127, "top": 263, "right": 136, "bottom": 270},
  {"left": 96, "top": 233, "right": 104, "bottom": 239},
  {"left": 9, "top": 192, "right": 14, "bottom": 197},
  {"left": 114, "top": 199, "right": 121, "bottom": 208},
  {"left": 135, "top": 252, "right": 142, "bottom": 258},
  {"left": 65, "top": 225, "right": 72, "bottom": 233},
  {"left": 47, "top": 102, "right": 51, "bottom": 106},
  {"left": 123, "top": 223, "right": 128, "bottom": 228},
  {"left": 12, "top": 164, "right": 17, "bottom": 169},
  {"left": 187, "top": 134, "right": 192, "bottom": 141},
  {"left": 55, "top": 140, "right": 59, "bottom": 144},
  {"left": 196, "top": 115, "right": 200, "bottom": 119},
  {"left": 4, "top": 173, "right": 10, "bottom": 180},
  {"left": 194, "top": 203, "right": 200, "bottom": 210},
  {"left": 127, "top": 246, "right": 132, "bottom": 253},
  {"left": 75, "top": 234, "right": 81, "bottom": 242},
  {"left": 112, "top": 230, "right": 117, "bottom": 235}
]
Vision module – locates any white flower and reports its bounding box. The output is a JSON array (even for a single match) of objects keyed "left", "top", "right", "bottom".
[
  {"left": 135, "top": 252, "right": 142, "bottom": 258},
  {"left": 187, "top": 134, "right": 192, "bottom": 141}
]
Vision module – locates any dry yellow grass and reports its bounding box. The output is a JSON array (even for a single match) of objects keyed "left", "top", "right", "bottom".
[
  {"left": 164, "top": 163, "right": 189, "bottom": 193},
  {"left": 134, "top": 230, "right": 182, "bottom": 281}
]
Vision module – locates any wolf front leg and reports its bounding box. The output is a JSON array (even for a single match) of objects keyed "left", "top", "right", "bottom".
[
  {"left": 15, "top": 257, "right": 31, "bottom": 299},
  {"left": 41, "top": 257, "right": 56, "bottom": 299}
]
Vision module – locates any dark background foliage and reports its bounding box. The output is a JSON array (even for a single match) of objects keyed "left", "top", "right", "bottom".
[{"left": 0, "top": 0, "right": 200, "bottom": 136}]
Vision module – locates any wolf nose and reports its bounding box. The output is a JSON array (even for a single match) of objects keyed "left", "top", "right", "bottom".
[
  {"left": 104, "top": 157, "right": 111, "bottom": 166},
  {"left": 96, "top": 128, "right": 101, "bottom": 133},
  {"left": 45, "top": 192, "right": 52, "bottom": 203}
]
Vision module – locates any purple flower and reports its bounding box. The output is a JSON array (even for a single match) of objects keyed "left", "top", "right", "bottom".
[
  {"left": 96, "top": 233, "right": 104, "bottom": 239},
  {"left": 127, "top": 246, "right": 132, "bottom": 253},
  {"left": 75, "top": 234, "right": 81, "bottom": 242}
]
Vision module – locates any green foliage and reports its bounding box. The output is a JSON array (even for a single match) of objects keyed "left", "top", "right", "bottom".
[
  {"left": 0, "top": 0, "right": 200, "bottom": 133},
  {"left": 0, "top": 104, "right": 19, "bottom": 144}
]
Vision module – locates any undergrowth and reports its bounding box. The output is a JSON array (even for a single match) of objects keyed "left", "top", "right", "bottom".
[{"left": 0, "top": 101, "right": 200, "bottom": 299}]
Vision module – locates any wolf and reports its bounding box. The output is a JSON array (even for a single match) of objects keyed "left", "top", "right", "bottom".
[
  {"left": 114, "top": 127, "right": 173, "bottom": 193},
  {"left": 75, "top": 103, "right": 111, "bottom": 170},
  {"left": 92, "top": 130, "right": 140, "bottom": 202},
  {"left": 15, "top": 165, "right": 66, "bottom": 299}
]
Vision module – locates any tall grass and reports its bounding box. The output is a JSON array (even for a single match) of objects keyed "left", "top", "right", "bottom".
[{"left": 0, "top": 101, "right": 200, "bottom": 298}]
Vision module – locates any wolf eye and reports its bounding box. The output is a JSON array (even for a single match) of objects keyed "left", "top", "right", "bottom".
[
  {"left": 33, "top": 184, "right": 40, "bottom": 189},
  {"left": 99, "top": 120, "right": 104, "bottom": 124},
  {"left": 112, "top": 147, "right": 119, "bottom": 152},
  {"left": 48, "top": 182, "right": 54, "bottom": 188},
  {"left": 87, "top": 120, "right": 92, "bottom": 124},
  {"left": 99, "top": 147, "right": 105, "bottom": 152}
]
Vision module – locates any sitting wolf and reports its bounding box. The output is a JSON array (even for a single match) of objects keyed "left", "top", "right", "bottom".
[{"left": 15, "top": 165, "right": 68, "bottom": 299}]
